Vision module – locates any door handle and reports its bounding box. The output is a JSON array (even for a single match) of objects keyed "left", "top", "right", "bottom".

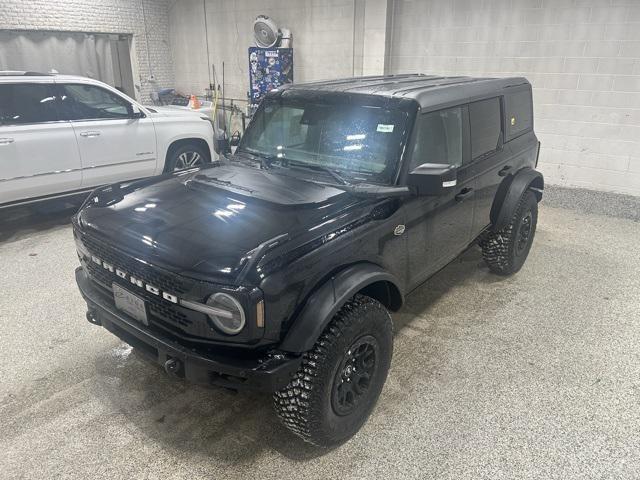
[
  {"left": 79, "top": 131, "right": 101, "bottom": 138},
  {"left": 498, "top": 165, "right": 512, "bottom": 177},
  {"left": 455, "top": 187, "right": 474, "bottom": 202},
  {"left": 0, "top": 138, "right": 15, "bottom": 145}
]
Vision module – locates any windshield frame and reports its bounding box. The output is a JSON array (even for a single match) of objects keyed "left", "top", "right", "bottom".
[{"left": 237, "top": 90, "right": 418, "bottom": 186}]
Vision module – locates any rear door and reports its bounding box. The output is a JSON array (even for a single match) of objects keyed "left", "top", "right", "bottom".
[
  {"left": 56, "top": 82, "right": 156, "bottom": 188},
  {"left": 0, "top": 81, "right": 81, "bottom": 206},
  {"left": 466, "top": 96, "right": 509, "bottom": 236}
]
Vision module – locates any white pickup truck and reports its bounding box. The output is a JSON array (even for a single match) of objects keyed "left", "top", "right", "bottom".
[{"left": 0, "top": 72, "right": 216, "bottom": 208}]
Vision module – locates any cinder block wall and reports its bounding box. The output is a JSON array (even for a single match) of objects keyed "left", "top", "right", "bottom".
[
  {"left": 169, "top": 0, "right": 362, "bottom": 102},
  {"left": 0, "top": 0, "right": 174, "bottom": 102},
  {"left": 388, "top": 0, "right": 640, "bottom": 196}
]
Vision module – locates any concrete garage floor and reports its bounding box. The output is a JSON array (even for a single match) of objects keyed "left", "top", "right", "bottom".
[{"left": 1, "top": 187, "right": 639, "bottom": 480}]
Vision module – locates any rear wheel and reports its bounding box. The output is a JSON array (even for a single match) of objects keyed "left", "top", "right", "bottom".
[
  {"left": 165, "top": 143, "right": 208, "bottom": 172},
  {"left": 273, "top": 295, "right": 393, "bottom": 447},
  {"left": 481, "top": 189, "right": 538, "bottom": 276}
]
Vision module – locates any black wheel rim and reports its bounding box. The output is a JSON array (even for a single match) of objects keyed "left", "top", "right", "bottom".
[
  {"left": 331, "top": 335, "right": 378, "bottom": 416},
  {"left": 516, "top": 211, "right": 533, "bottom": 256}
]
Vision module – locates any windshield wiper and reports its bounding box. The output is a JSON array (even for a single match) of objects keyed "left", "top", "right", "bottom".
[
  {"left": 234, "top": 149, "right": 351, "bottom": 187},
  {"left": 234, "top": 149, "right": 276, "bottom": 170},
  {"left": 284, "top": 160, "right": 350, "bottom": 185},
  {"left": 189, "top": 174, "right": 255, "bottom": 193}
]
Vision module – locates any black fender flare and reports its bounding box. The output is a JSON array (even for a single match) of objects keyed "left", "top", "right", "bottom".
[
  {"left": 491, "top": 167, "right": 544, "bottom": 232},
  {"left": 279, "top": 263, "right": 403, "bottom": 354}
]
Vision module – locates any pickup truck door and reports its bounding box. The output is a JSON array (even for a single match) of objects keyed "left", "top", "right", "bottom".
[
  {"left": 56, "top": 82, "right": 156, "bottom": 188},
  {"left": 403, "top": 106, "right": 475, "bottom": 289},
  {"left": 0, "top": 82, "right": 82, "bottom": 206}
]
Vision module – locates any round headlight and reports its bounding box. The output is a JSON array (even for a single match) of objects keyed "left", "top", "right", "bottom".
[{"left": 206, "top": 293, "right": 245, "bottom": 335}]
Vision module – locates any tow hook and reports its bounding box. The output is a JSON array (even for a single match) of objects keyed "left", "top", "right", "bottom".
[
  {"left": 86, "top": 310, "right": 101, "bottom": 326},
  {"left": 164, "top": 358, "right": 184, "bottom": 378}
]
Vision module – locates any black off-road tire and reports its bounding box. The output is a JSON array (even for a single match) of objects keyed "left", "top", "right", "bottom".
[
  {"left": 274, "top": 294, "right": 393, "bottom": 447},
  {"left": 481, "top": 189, "right": 538, "bottom": 276},
  {"left": 164, "top": 143, "right": 208, "bottom": 172}
]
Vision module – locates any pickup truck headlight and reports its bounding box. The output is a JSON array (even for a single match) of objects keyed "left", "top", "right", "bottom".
[{"left": 206, "top": 293, "right": 246, "bottom": 334}]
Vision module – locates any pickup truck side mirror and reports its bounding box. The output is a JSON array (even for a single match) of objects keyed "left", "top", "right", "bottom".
[{"left": 407, "top": 163, "right": 458, "bottom": 196}]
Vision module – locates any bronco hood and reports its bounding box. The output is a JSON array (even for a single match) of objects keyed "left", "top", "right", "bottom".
[{"left": 77, "top": 164, "right": 361, "bottom": 283}]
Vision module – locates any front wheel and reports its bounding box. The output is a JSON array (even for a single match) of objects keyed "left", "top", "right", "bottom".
[
  {"left": 481, "top": 189, "right": 538, "bottom": 276},
  {"left": 273, "top": 295, "right": 393, "bottom": 447},
  {"left": 164, "top": 143, "right": 208, "bottom": 172}
]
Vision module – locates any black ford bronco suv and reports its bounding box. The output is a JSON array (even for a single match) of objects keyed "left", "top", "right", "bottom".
[{"left": 73, "top": 74, "right": 543, "bottom": 446}]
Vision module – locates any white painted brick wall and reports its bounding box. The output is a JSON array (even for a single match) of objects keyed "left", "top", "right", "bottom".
[
  {"left": 0, "top": 0, "right": 174, "bottom": 103},
  {"left": 388, "top": 0, "right": 640, "bottom": 196}
]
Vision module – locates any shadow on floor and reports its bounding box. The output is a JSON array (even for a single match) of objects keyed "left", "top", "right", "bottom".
[{"left": 0, "top": 198, "right": 83, "bottom": 243}]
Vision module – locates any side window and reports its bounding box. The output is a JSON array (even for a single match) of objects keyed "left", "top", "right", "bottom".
[
  {"left": 0, "top": 83, "right": 59, "bottom": 125},
  {"left": 504, "top": 87, "right": 533, "bottom": 141},
  {"left": 59, "top": 84, "right": 131, "bottom": 120},
  {"left": 409, "top": 106, "right": 463, "bottom": 171},
  {"left": 469, "top": 97, "right": 501, "bottom": 159}
]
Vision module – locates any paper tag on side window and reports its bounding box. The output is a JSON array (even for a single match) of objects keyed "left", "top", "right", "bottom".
[{"left": 376, "top": 124, "right": 394, "bottom": 133}]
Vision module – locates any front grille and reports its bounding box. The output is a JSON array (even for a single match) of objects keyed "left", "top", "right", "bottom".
[
  {"left": 149, "top": 299, "right": 190, "bottom": 328},
  {"left": 85, "top": 260, "right": 192, "bottom": 328},
  {"left": 81, "top": 233, "right": 188, "bottom": 294},
  {"left": 76, "top": 228, "right": 257, "bottom": 344},
  {"left": 77, "top": 229, "right": 220, "bottom": 338}
]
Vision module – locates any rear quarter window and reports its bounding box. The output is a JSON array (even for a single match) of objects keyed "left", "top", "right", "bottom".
[
  {"left": 469, "top": 97, "right": 502, "bottom": 160},
  {"left": 504, "top": 86, "right": 533, "bottom": 142}
]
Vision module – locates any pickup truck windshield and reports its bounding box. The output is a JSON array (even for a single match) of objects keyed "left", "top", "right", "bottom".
[{"left": 239, "top": 98, "right": 408, "bottom": 184}]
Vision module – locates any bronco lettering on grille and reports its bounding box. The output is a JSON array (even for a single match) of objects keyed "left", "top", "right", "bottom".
[{"left": 90, "top": 254, "right": 179, "bottom": 304}]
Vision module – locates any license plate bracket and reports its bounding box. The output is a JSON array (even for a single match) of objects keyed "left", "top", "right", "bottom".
[{"left": 113, "top": 283, "right": 149, "bottom": 326}]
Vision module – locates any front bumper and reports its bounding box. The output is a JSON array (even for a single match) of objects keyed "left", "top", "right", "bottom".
[{"left": 76, "top": 267, "right": 301, "bottom": 391}]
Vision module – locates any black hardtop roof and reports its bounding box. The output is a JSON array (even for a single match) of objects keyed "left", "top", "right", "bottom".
[{"left": 277, "top": 74, "right": 530, "bottom": 110}]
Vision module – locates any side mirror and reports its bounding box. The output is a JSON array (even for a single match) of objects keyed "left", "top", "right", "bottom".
[
  {"left": 130, "top": 104, "right": 145, "bottom": 119},
  {"left": 407, "top": 163, "right": 458, "bottom": 196},
  {"left": 229, "top": 131, "right": 242, "bottom": 147}
]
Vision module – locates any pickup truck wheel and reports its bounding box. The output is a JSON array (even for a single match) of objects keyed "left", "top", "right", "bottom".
[
  {"left": 273, "top": 294, "right": 393, "bottom": 447},
  {"left": 165, "top": 143, "right": 208, "bottom": 172},
  {"left": 482, "top": 189, "right": 538, "bottom": 276}
]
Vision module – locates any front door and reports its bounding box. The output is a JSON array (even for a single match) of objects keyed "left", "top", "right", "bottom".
[
  {"left": 56, "top": 82, "right": 156, "bottom": 188},
  {"left": 0, "top": 82, "right": 81, "bottom": 206},
  {"left": 403, "top": 105, "right": 475, "bottom": 289}
]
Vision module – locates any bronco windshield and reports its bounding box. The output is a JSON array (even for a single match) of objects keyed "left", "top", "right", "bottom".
[{"left": 238, "top": 98, "right": 408, "bottom": 184}]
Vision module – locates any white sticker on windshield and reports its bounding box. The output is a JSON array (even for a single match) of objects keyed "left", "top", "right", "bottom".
[{"left": 376, "top": 124, "right": 394, "bottom": 133}]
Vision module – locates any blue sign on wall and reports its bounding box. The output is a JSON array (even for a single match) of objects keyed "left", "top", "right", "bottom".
[{"left": 248, "top": 47, "right": 293, "bottom": 113}]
